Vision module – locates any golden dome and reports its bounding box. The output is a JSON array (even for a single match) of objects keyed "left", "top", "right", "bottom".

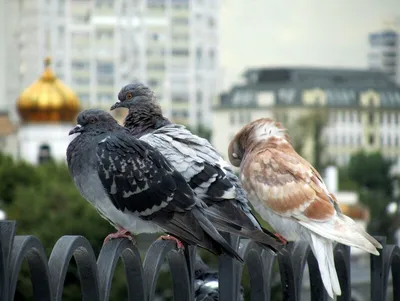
[{"left": 17, "top": 57, "right": 81, "bottom": 123}]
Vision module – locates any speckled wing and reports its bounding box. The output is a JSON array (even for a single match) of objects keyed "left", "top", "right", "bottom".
[
  {"left": 96, "top": 132, "right": 195, "bottom": 216},
  {"left": 140, "top": 124, "right": 236, "bottom": 201},
  {"left": 95, "top": 132, "right": 244, "bottom": 261},
  {"left": 241, "top": 147, "right": 339, "bottom": 222}
]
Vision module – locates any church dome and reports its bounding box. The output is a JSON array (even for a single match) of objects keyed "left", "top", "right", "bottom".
[{"left": 17, "top": 57, "right": 81, "bottom": 123}]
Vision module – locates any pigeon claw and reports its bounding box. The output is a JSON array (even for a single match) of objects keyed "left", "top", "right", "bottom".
[
  {"left": 159, "top": 235, "right": 185, "bottom": 250},
  {"left": 104, "top": 228, "right": 135, "bottom": 245},
  {"left": 275, "top": 233, "right": 288, "bottom": 245}
]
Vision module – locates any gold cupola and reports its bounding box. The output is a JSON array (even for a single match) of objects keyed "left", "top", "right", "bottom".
[{"left": 17, "top": 57, "right": 81, "bottom": 123}]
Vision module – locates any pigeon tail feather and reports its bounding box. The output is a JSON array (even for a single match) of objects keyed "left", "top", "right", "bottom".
[
  {"left": 309, "top": 232, "right": 341, "bottom": 298},
  {"left": 298, "top": 213, "right": 381, "bottom": 255},
  {"left": 192, "top": 207, "right": 244, "bottom": 263},
  {"left": 202, "top": 205, "right": 283, "bottom": 252}
]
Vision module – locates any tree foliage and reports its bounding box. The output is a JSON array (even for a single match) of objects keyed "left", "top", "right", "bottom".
[
  {"left": 342, "top": 151, "right": 395, "bottom": 239},
  {"left": 285, "top": 109, "right": 328, "bottom": 171},
  {"left": 185, "top": 124, "right": 212, "bottom": 141},
  {"left": 347, "top": 151, "right": 393, "bottom": 196},
  {"left": 2, "top": 155, "right": 131, "bottom": 300}
]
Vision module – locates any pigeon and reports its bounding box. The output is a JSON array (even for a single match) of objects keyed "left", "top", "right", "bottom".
[
  {"left": 110, "top": 83, "right": 284, "bottom": 253},
  {"left": 228, "top": 117, "right": 383, "bottom": 298},
  {"left": 194, "top": 254, "right": 244, "bottom": 301},
  {"left": 66, "top": 109, "right": 243, "bottom": 261}
]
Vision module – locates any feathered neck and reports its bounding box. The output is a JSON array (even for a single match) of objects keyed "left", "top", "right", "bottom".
[{"left": 124, "top": 101, "right": 171, "bottom": 137}]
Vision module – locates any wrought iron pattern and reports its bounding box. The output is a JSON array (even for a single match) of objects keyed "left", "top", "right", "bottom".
[{"left": 1, "top": 220, "right": 399, "bottom": 301}]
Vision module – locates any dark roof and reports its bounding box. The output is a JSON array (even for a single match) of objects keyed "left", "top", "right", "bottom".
[{"left": 216, "top": 67, "right": 400, "bottom": 109}]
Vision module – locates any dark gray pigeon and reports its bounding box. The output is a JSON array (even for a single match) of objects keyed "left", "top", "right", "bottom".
[
  {"left": 110, "top": 83, "right": 284, "bottom": 253},
  {"left": 194, "top": 254, "right": 244, "bottom": 301},
  {"left": 66, "top": 109, "right": 243, "bottom": 261}
]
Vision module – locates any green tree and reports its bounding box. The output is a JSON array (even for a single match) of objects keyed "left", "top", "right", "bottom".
[
  {"left": 285, "top": 109, "right": 328, "bottom": 171},
  {"left": 0, "top": 153, "right": 39, "bottom": 204},
  {"left": 185, "top": 124, "right": 212, "bottom": 141},
  {"left": 347, "top": 151, "right": 393, "bottom": 196},
  {"left": 4, "top": 160, "right": 132, "bottom": 300},
  {"left": 344, "top": 151, "right": 394, "bottom": 239}
]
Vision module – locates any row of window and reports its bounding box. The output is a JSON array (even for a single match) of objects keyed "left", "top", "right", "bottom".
[
  {"left": 327, "top": 133, "right": 400, "bottom": 147},
  {"left": 229, "top": 111, "right": 252, "bottom": 125},
  {"left": 77, "top": 93, "right": 113, "bottom": 104},
  {"left": 171, "top": 109, "right": 189, "bottom": 119},
  {"left": 329, "top": 111, "right": 400, "bottom": 125}
]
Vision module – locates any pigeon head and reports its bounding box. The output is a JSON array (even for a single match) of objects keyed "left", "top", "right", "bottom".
[
  {"left": 69, "top": 109, "right": 119, "bottom": 135},
  {"left": 228, "top": 118, "right": 289, "bottom": 167},
  {"left": 111, "top": 82, "right": 156, "bottom": 110}
]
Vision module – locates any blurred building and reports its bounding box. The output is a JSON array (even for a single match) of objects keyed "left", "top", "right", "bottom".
[
  {"left": 368, "top": 30, "right": 400, "bottom": 85},
  {"left": 212, "top": 67, "right": 400, "bottom": 174},
  {"left": 0, "top": 0, "right": 219, "bottom": 128},
  {"left": 0, "top": 0, "right": 21, "bottom": 121},
  {"left": 15, "top": 57, "right": 80, "bottom": 164}
]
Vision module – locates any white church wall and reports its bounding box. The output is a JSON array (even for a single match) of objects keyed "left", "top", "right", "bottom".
[{"left": 18, "top": 123, "right": 75, "bottom": 164}]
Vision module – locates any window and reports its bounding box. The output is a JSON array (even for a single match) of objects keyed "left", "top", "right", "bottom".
[
  {"left": 208, "top": 17, "right": 215, "bottom": 27},
  {"left": 97, "top": 77, "right": 114, "bottom": 85},
  {"left": 172, "top": 17, "right": 188, "bottom": 25},
  {"left": 395, "top": 114, "right": 399, "bottom": 125},
  {"left": 96, "top": 0, "right": 113, "bottom": 8},
  {"left": 197, "top": 110, "right": 203, "bottom": 122},
  {"left": 97, "top": 62, "right": 114, "bottom": 74},
  {"left": 368, "top": 112, "right": 374, "bottom": 124},
  {"left": 147, "top": 63, "right": 165, "bottom": 70},
  {"left": 73, "top": 77, "right": 90, "bottom": 85},
  {"left": 172, "top": 48, "right": 189, "bottom": 56},
  {"left": 239, "top": 111, "right": 246, "bottom": 123},
  {"left": 208, "top": 49, "right": 215, "bottom": 68},
  {"left": 38, "top": 144, "right": 52, "bottom": 164},
  {"left": 172, "top": 110, "right": 189, "bottom": 119},
  {"left": 97, "top": 93, "right": 113, "bottom": 104},
  {"left": 369, "top": 134, "right": 375, "bottom": 146},
  {"left": 78, "top": 93, "right": 90, "bottom": 103},
  {"left": 196, "top": 48, "right": 202, "bottom": 67},
  {"left": 196, "top": 91, "right": 202, "bottom": 104},
  {"left": 148, "top": 79, "right": 159, "bottom": 88},
  {"left": 172, "top": 94, "right": 188, "bottom": 103},
  {"left": 230, "top": 113, "right": 235, "bottom": 125}
]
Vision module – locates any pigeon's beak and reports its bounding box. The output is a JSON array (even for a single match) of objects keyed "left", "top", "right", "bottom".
[
  {"left": 110, "top": 101, "right": 122, "bottom": 111},
  {"left": 69, "top": 124, "right": 83, "bottom": 135}
]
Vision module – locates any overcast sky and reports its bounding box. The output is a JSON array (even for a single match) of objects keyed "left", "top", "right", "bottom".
[{"left": 219, "top": 0, "right": 400, "bottom": 90}]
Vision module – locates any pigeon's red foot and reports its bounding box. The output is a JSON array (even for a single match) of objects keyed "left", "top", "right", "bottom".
[
  {"left": 104, "top": 228, "right": 135, "bottom": 245},
  {"left": 159, "top": 235, "right": 185, "bottom": 250},
  {"left": 275, "top": 233, "right": 288, "bottom": 245}
]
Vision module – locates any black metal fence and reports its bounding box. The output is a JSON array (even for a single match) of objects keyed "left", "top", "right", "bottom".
[{"left": 1, "top": 220, "right": 400, "bottom": 301}]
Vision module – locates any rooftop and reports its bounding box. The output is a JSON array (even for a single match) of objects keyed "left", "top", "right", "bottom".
[{"left": 217, "top": 67, "right": 400, "bottom": 109}]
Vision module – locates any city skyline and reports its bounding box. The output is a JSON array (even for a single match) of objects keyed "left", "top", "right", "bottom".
[{"left": 220, "top": 0, "right": 400, "bottom": 90}]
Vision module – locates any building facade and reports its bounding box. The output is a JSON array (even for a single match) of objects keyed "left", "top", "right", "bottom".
[
  {"left": 1, "top": 0, "right": 219, "bottom": 128},
  {"left": 212, "top": 67, "right": 400, "bottom": 174},
  {"left": 368, "top": 30, "right": 400, "bottom": 86}
]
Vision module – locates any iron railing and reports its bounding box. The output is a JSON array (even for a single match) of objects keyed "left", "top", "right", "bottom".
[{"left": 1, "top": 220, "right": 399, "bottom": 301}]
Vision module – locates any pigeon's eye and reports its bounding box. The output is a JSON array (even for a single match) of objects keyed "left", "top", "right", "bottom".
[
  {"left": 89, "top": 117, "right": 96, "bottom": 124},
  {"left": 126, "top": 93, "right": 133, "bottom": 100}
]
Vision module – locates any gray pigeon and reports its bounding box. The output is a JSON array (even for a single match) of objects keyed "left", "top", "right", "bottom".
[
  {"left": 66, "top": 109, "right": 243, "bottom": 261},
  {"left": 194, "top": 254, "right": 244, "bottom": 301},
  {"left": 110, "top": 83, "right": 284, "bottom": 252}
]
